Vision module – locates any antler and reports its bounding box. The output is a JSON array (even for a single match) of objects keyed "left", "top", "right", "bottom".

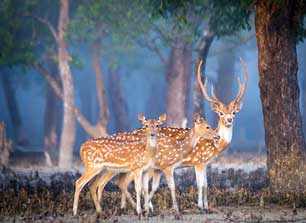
[
  {"left": 233, "top": 57, "right": 248, "bottom": 103},
  {"left": 197, "top": 60, "right": 221, "bottom": 104}
]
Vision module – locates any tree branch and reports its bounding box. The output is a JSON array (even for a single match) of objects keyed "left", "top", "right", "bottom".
[
  {"left": 33, "top": 63, "right": 105, "bottom": 138},
  {"left": 22, "top": 13, "right": 58, "bottom": 42}
]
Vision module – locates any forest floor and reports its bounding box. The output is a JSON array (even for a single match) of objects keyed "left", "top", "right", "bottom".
[
  {"left": 2, "top": 206, "right": 306, "bottom": 223},
  {"left": 1, "top": 152, "right": 306, "bottom": 222}
]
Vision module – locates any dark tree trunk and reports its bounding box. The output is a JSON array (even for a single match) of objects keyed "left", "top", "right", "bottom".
[
  {"left": 57, "top": 0, "right": 76, "bottom": 168},
  {"left": 193, "top": 30, "right": 215, "bottom": 119},
  {"left": 299, "top": 42, "right": 306, "bottom": 136},
  {"left": 108, "top": 67, "right": 130, "bottom": 132},
  {"left": 255, "top": 0, "right": 306, "bottom": 193},
  {"left": 0, "top": 72, "right": 28, "bottom": 145},
  {"left": 0, "top": 121, "right": 12, "bottom": 166},
  {"left": 43, "top": 54, "right": 60, "bottom": 163},
  {"left": 212, "top": 52, "right": 235, "bottom": 127},
  {"left": 166, "top": 39, "right": 192, "bottom": 127}
]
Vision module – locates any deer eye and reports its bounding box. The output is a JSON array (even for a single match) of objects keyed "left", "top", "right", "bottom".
[
  {"left": 145, "top": 125, "right": 148, "bottom": 128},
  {"left": 155, "top": 125, "right": 159, "bottom": 127},
  {"left": 206, "top": 126, "right": 210, "bottom": 130},
  {"left": 219, "top": 112, "right": 224, "bottom": 116},
  {"left": 232, "top": 111, "right": 236, "bottom": 115}
]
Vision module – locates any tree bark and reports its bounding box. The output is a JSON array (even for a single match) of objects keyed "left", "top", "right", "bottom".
[
  {"left": 299, "top": 42, "right": 306, "bottom": 136},
  {"left": 57, "top": 0, "right": 76, "bottom": 168},
  {"left": 193, "top": 30, "right": 215, "bottom": 118},
  {"left": 166, "top": 39, "right": 192, "bottom": 127},
  {"left": 255, "top": 0, "right": 306, "bottom": 194},
  {"left": 92, "top": 38, "right": 108, "bottom": 136},
  {"left": 34, "top": 63, "right": 106, "bottom": 138},
  {"left": 43, "top": 53, "right": 60, "bottom": 163},
  {"left": 108, "top": 67, "right": 130, "bottom": 132}
]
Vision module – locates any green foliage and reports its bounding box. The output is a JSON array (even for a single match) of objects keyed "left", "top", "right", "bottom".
[
  {"left": 150, "top": 0, "right": 252, "bottom": 38},
  {"left": 208, "top": 0, "right": 252, "bottom": 37},
  {"left": 0, "top": 0, "right": 36, "bottom": 65},
  {"left": 0, "top": 0, "right": 59, "bottom": 67},
  {"left": 69, "top": 0, "right": 155, "bottom": 66}
]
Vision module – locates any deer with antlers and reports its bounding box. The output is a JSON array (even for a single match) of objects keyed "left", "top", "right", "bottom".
[
  {"left": 93, "top": 113, "right": 220, "bottom": 216},
  {"left": 96, "top": 58, "right": 248, "bottom": 213},
  {"left": 73, "top": 113, "right": 166, "bottom": 217}
]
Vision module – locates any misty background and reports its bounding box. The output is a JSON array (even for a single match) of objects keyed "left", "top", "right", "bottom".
[{"left": 0, "top": 1, "right": 305, "bottom": 159}]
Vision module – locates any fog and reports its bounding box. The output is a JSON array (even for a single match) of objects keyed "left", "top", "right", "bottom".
[{"left": 0, "top": 29, "right": 305, "bottom": 154}]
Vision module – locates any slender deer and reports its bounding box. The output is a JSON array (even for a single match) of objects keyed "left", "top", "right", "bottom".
[
  {"left": 73, "top": 113, "right": 166, "bottom": 216},
  {"left": 103, "top": 58, "right": 248, "bottom": 212},
  {"left": 94, "top": 113, "right": 220, "bottom": 215}
]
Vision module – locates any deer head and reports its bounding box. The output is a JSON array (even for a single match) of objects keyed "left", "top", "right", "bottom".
[
  {"left": 192, "top": 113, "right": 220, "bottom": 141},
  {"left": 197, "top": 58, "right": 248, "bottom": 128},
  {"left": 138, "top": 113, "right": 167, "bottom": 147}
]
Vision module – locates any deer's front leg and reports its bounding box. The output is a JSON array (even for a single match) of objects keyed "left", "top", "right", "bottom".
[
  {"left": 164, "top": 167, "right": 179, "bottom": 213},
  {"left": 148, "top": 169, "right": 162, "bottom": 211},
  {"left": 142, "top": 171, "right": 151, "bottom": 215},
  {"left": 195, "top": 165, "right": 208, "bottom": 210},
  {"left": 133, "top": 169, "right": 143, "bottom": 217}
]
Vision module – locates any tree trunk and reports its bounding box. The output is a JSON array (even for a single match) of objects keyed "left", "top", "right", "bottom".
[
  {"left": 43, "top": 54, "right": 60, "bottom": 163},
  {"left": 255, "top": 0, "right": 306, "bottom": 194},
  {"left": 57, "top": 0, "right": 76, "bottom": 168},
  {"left": 92, "top": 38, "right": 108, "bottom": 136},
  {"left": 193, "top": 30, "right": 215, "bottom": 119},
  {"left": 108, "top": 67, "right": 130, "bottom": 132},
  {"left": 0, "top": 71, "right": 29, "bottom": 145},
  {"left": 166, "top": 39, "right": 192, "bottom": 127},
  {"left": 34, "top": 63, "right": 105, "bottom": 138},
  {"left": 0, "top": 121, "right": 12, "bottom": 166},
  {"left": 299, "top": 42, "right": 306, "bottom": 136}
]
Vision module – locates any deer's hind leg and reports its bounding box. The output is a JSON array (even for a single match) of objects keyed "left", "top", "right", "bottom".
[
  {"left": 94, "top": 171, "right": 116, "bottom": 203},
  {"left": 89, "top": 171, "right": 116, "bottom": 213},
  {"left": 73, "top": 167, "right": 103, "bottom": 216},
  {"left": 117, "top": 172, "right": 137, "bottom": 209}
]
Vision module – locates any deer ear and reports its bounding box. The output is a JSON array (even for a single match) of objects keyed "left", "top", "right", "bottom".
[
  {"left": 138, "top": 113, "right": 146, "bottom": 122},
  {"left": 234, "top": 102, "right": 243, "bottom": 113},
  {"left": 159, "top": 113, "right": 167, "bottom": 122},
  {"left": 193, "top": 113, "right": 201, "bottom": 124},
  {"left": 211, "top": 102, "right": 221, "bottom": 113}
]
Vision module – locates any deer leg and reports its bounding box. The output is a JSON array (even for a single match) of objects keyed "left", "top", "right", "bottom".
[
  {"left": 73, "top": 168, "right": 102, "bottom": 216},
  {"left": 118, "top": 172, "right": 136, "bottom": 209},
  {"left": 195, "top": 165, "right": 208, "bottom": 210},
  {"left": 203, "top": 167, "right": 208, "bottom": 210},
  {"left": 142, "top": 171, "right": 151, "bottom": 214},
  {"left": 148, "top": 170, "right": 162, "bottom": 211},
  {"left": 96, "top": 171, "right": 116, "bottom": 203},
  {"left": 89, "top": 174, "right": 103, "bottom": 214},
  {"left": 164, "top": 167, "right": 179, "bottom": 213},
  {"left": 133, "top": 169, "right": 143, "bottom": 216}
]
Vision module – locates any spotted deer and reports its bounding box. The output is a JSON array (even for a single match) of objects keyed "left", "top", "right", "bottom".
[
  {"left": 73, "top": 113, "right": 166, "bottom": 216},
  {"left": 94, "top": 114, "right": 220, "bottom": 215},
  {"left": 99, "top": 58, "right": 248, "bottom": 213}
]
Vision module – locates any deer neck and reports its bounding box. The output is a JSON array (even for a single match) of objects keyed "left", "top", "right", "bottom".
[
  {"left": 144, "top": 135, "right": 157, "bottom": 161},
  {"left": 216, "top": 122, "right": 233, "bottom": 149},
  {"left": 179, "top": 128, "right": 201, "bottom": 157}
]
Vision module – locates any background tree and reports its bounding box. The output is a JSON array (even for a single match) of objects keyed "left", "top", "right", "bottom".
[
  {"left": 254, "top": 0, "right": 306, "bottom": 193},
  {"left": 152, "top": 0, "right": 251, "bottom": 123}
]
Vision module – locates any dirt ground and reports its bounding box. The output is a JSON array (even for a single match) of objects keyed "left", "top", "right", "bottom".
[{"left": 2, "top": 206, "right": 306, "bottom": 223}]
